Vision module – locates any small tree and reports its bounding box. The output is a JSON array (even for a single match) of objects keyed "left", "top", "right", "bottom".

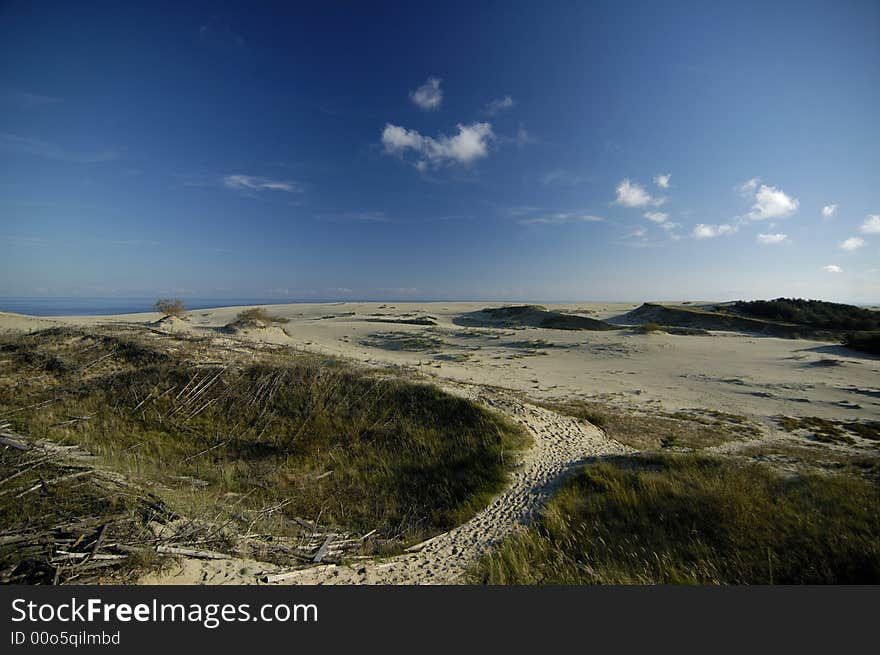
[{"left": 154, "top": 298, "right": 186, "bottom": 318}]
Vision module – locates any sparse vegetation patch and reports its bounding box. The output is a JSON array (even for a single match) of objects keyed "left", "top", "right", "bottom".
[{"left": 359, "top": 331, "right": 444, "bottom": 352}]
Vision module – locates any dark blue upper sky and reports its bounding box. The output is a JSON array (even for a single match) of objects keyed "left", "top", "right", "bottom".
[{"left": 2, "top": 0, "right": 878, "bottom": 302}]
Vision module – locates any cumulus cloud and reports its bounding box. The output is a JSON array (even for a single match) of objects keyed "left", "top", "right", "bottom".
[
  {"left": 756, "top": 233, "right": 788, "bottom": 245},
  {"left": 738, "top": 179, "right": 798, "bottom": 221},
  {"left": 615, "top": 179, "right": 665, "bottom": 208},
  {"left": 860, "top": 214, "right": 880, "bottom": 234},
  {"left": 519, "top": 213, "right": 603, "bottom": 226},
  {"left": 381, "top": 122, "right": 494, "bottom": 167},
  {"left": 485, "top": 95, "right": 514, "bottom": 115},
  {"left": 822, "top": 204, "right": 838, "bottom": 220},
  {"left": 644, "top": 211, "right": 668, "bottom": 223},
  {"left": 822, "top": 264, "right": 842, "bottom": 273},
  {"left": 653, "top": 174, "right": 671, "bottom": 189},
  {"left": 692, "top": 223, "right": 736, "bottom": 239},
  {"left": 223, "top": 175, "right": 301, "bottom": 193},
  {"left": 840, "top": 236, "right": 865, "bottom": 251},
  {"left": 409, "top": 77, "right": 443, "bottom": 110}
]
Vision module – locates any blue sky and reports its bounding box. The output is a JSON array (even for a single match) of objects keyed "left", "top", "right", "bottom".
[{"left": 1, "top": 0, "right": 878, "bottom": 303}]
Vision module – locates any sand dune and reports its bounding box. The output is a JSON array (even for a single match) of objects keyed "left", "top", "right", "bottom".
[
  {"left": 2, "top": 301, "right": 878, "bottom": 429},
  {"left": 2, "top": 300, "right": 878, "bottom": 585}
]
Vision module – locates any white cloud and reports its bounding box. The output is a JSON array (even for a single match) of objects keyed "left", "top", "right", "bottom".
[
  {"left": 736, "top": 177, "right": 760, "bottom": 196},
  {"left": 692, "top": 223, "right": 736, "bottom": 239},
  {"left": 653, "top": 174, "right": 671, "bottom": 189},
  {"left": 644, "top": 211, "right": 668, "bottom": 223},
  {"left": 822, "top": 264, "right": 842, "bottom": 273},
  {"left": 223, "top": 175, "right": 301, "bottom": 193},
  {"left": 615, "top": 179, "right": 665, "bottom": 208},
  {"left": 821, "top": 204, "right": 838, "bottom": 220},
  {"left": 859, "top": 214, "right": 880, "bottom": 234},
  {"left": 485, "top": 96, "right": 514, "bottom": 115},
  {"left": 840, "top": 236, "right": 865, "bottom": 251},
  {"left": 740, "top": 181, "right": 799, "bottom": 221},
  {"left": 381, "top": 122, "right": 494, "bottom": 167},
  {"left": 659, "top": 221, "right": 681, "bottom": 231},
  {"left": 519, "top": 213, "right": 603, "bottom": 226},
  {"left": 409, "top": 77, "right": 443, "bottom": 111},
  {"left": 756, "top": 233, "right": 788, "bottom": 245}
]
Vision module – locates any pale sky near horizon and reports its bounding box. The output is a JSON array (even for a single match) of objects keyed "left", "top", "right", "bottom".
[{"left": 1, "top": 1, "right": 879, "bottom": 304}]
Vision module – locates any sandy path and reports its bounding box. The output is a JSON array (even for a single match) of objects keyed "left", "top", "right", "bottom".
[{"left": 257, "top": 386, "right": 632, "bottom": 585}]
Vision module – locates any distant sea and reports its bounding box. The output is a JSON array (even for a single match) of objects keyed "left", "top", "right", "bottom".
[{"left": 0, "top": 297, "right": 310, "bottom": 317}]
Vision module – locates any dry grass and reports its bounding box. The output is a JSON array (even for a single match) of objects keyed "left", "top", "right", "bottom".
[
  {"left": 233, "top": 307, "right": 290, "bottom": 325},
  {"left": 0, "top": 326, "right": 530, "bottom": 569},
  {"left": 471, "top": 454, "right": 880, "bottom": 584},
  {"left": 538, "top": 400, "right": 760, "bottom": 450},
  {"left": 738, "top": 442, "right": 880, "bottom": 481},
  {"left": 775, "top": 415, "right": 880, "bottom": 445}
]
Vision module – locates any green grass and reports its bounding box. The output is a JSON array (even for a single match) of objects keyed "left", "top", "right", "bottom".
[
  {"left": 0, "top": 327, "right": 529, "bottom": 552},
  {"left": 471, "top": 454, "right": 880, "bottom": 584}
]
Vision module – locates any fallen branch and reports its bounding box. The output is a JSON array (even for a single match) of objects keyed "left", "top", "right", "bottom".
[{"left": 156, "top": 545, "right": 232, "bottom": 560}]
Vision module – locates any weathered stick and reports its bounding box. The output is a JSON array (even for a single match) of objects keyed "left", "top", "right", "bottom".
[{"left": 156, "top": 545, "right": 231, "bottom": 560}]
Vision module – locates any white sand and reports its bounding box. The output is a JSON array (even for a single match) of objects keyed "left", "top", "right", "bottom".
[{"left": 4, "top": 301, "right": 875, "bottom": 426}]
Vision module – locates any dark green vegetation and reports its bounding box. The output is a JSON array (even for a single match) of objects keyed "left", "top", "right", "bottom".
[
  {"left": 457, "top": 305, "right": 616, "bottom": 331},
  {"left": 775, "top": 415, "right": 880, "bottom": 445},
  {"left": 623, "top": 303, "right": 806, "bottom": 337},
  {"left": 472, "top": 454, "right": 880, "bottom": 584},
  {"left": 539, "top": 400, "right": 760, "bottom": 450},
  {"left": 622, "top": 300, "right": 880, "bottom": 344},
  {"left": 841, "top": 331, "right": 880, "bottom": 356},
  {"left": 154, "top": 298, "right": 186, "bottom": 318},
  {"left": 730, "top": 298, "right": 880, "bottom": 331},
  {"left": 0, "top": 327, "right": 528, "bottom": 580}
]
